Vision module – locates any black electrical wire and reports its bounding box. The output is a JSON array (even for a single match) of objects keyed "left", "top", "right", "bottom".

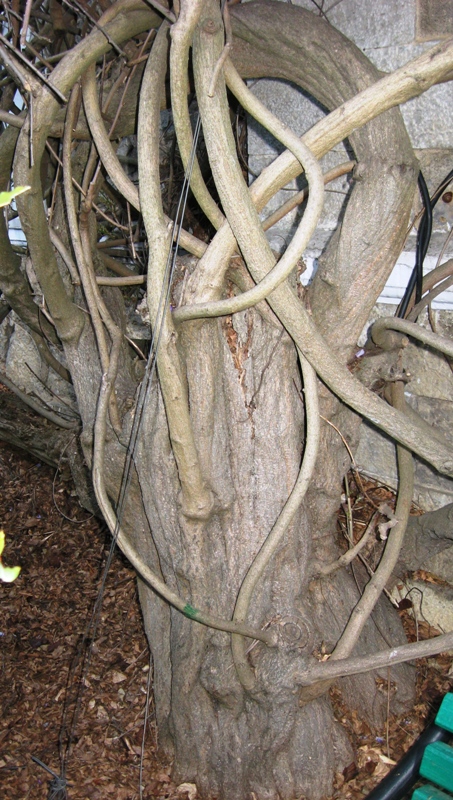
[
  {"left": 397, "top": 167, "right": 453, "bottom": 319},
  {"left": 397, "top": 171, "right": 431, "bottom": 318},
  {"left": 415, "top": 170, "right": 432, "bottom": 304}
]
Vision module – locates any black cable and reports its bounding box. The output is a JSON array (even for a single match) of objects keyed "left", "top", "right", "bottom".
[
  {"left": 397, "top": 167, "right": 453, "bottom": 319},
  {"left": 397, "top": 172, "right": 431, "bottom": 318},
  {"left": 415, "top": 170, "right": 432, "bottom": 304}
]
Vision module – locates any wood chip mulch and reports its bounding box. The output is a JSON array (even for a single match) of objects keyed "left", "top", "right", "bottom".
[
  {"left": 0, "top": 445, "right": 452, "bottom": 800},
  {"left": 0, "top": 442, "right": 178, "bottom": 800}
]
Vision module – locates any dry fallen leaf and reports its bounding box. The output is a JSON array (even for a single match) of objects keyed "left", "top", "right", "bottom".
[
  {"left": 379, "top": 754, "right": 397, "bottom": 765},
  {"left": 177, "top": 782, "right": 198, "bottom": 800},
  {"left": 111, "top": 670, "right": 128, "bottom": 684}
]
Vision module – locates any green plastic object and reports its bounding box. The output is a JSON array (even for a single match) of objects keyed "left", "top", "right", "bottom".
[
  {"left": 420, "top": 742, "right": 453, "bottom": 792},
  {"left": 413, "top": 786, "right": 453, "bottom": 800},
  {"left": 436, "top": 694, "right": 453, "bottom": 735}
]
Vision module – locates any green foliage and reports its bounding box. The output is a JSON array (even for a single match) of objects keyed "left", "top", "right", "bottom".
[
  {"left": 0, "top": 529, "right": 21, "bottom": 583},
  {"left": 0, "top": 186, "right": 30, "bottom": 208}
]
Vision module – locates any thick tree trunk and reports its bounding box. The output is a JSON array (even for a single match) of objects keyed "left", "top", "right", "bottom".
[
  {"left": 135, "top": 311, "right": 343, "bottom": 799},
  {"left": 128, "top": 309, "right": 414, "bottom": 800}
]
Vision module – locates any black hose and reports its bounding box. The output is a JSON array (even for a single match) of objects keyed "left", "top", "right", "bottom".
[
  {"left": 397, "top": 171, "right": 432, "bottom": 318},
  {"left": 414, "top": 171, "right": 432, "bottom": 304},
  {"left": 397, "top": 167, "right": 453, "bottom": 319},
  {"left": 363, "top": 722, "right": 451, "bottom": 800}
]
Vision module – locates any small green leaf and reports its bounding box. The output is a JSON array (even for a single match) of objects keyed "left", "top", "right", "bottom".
[
  {"left": 183, "top": 603, "right": 200, "bottom": 620},
  {"left": 0, "top": 186, "right": 31, "bottom": 208},
  {"left": 0, "top": 563, "right": 21, "bottom": 583},
  {"left": 0, "top": 529, "right": 21, "bottom": 583}
]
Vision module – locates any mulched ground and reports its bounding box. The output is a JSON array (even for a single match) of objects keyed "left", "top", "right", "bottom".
[{"left": 0, "top": 443, "right": 452, "bottom": 800}]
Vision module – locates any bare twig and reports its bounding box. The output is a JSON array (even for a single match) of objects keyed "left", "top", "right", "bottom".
[
  {"left": 173, "top": 56, "right": 324, "bottom": 322},
  {"left": 262, "top": 161, "right": 355, "bottom": 232},
  {"left": 62, "top": 83, "right": 121, "bottom": 432},
  {"left": 0, "top": 371, "right": 78, "bottom": 429},
  {"left": 371, "top": 316, "right": 453, "bottom": 358},
  {"left": 28, "top": 91, "right": 34, "bottom": 167},
  {"left": 138, "top": 21, "right": 213, "bottom": 519},
  {"left": 62, "top": 0, "right": 125, "bottom": 56},
  {"left": 247, "top": 37, "right": 453, "bottom": 213},
  {"left": 144, "top": 0, "right": 176, "bottom": 22},
  {"left": 45, "top": 140, "right": 132, "bottom": 231},
  {"left": 94, "top": 274, "right": 146, "bottom": 286},
  {"left": 0, "top": 40, "right": 32, "bottom": 90},
  {"left": 0, "top": 108, "right": 24, "bottom": 127},
  {"left": 318, "top": 511, "right": 379, "bottom": 576},
  {"left": 295, "top": 630, "right": 453, "bottom": 685},
  {"left": 49, "top": 227, "right": 79, "bottom": 284},
  {"left": 19, "top": 0, "right": 34, "bottom": 50},
  {"left": 81, "top": 57, "right": 207, "bottom": 258},
  {"left": 0, "top": 33, "right": 67, "bottom": 102}
]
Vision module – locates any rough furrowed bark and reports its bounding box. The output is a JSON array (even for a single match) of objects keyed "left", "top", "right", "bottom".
[
  {"left": 227, "top": 0, "right": 421, "bottom": 728},
  {"left": 135, "top": 310, "right": 356, "bottom": 799}
]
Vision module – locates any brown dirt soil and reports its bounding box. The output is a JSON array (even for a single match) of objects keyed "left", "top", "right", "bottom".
[{"left": 0, "top": 444, "right": 452, "bottom": 800}]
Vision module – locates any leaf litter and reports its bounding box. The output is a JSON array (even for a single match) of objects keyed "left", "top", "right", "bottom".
[{"left": 0, "top": 445, "right": 452, "bottom": 799}]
